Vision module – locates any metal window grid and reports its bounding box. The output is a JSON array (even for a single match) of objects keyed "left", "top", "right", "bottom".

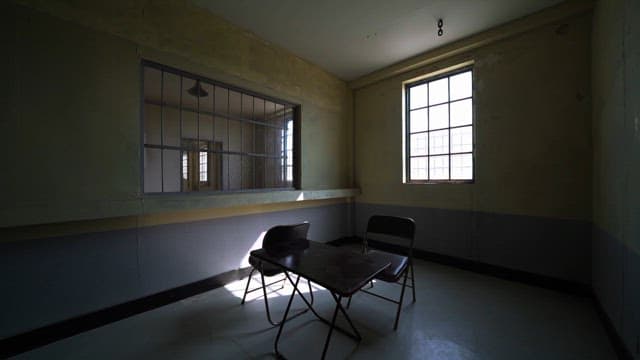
[
  {"left": 405, "top": 67, "right": 475, "bottom": 183},
  {"left": 141, "top": 60, "right": 299, "bottom": 194}
]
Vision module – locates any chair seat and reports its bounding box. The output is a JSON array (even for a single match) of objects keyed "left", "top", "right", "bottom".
[
  {"left": 249, "top": 255, "right": 283, "bottom": 277},
  {"left": 367, "top": 250, "right": 409, "bottom": 282}
]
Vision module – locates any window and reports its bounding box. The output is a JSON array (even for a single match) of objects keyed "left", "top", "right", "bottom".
[
  {"left": 405, "top": 67, "right": 474, "bottom": 183},
  {"left": 142, "top": 61, "right": 298, "bottom": 193}
]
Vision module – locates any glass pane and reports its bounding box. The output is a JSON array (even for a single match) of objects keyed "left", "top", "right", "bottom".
[
  {"left": 160, "top": 71, "right": 179, "bottom": 107},
  {"left": 429, "top": 77, "right": 448, "bottom": 105},
  {"left": 227, "top": 154, "right": 241, "bottom": 190},
  {"left": 449, "top": 71, "right": 472, "bottom": 101},
  {"left": 410, "top": 157, "right": 428, "bottom": 180},
  {"left": 410, "top": 108, "right": 428, "bottom": 133},
  {"left": 429, "top": 104, "right": 448, "bottom": 130},
  {"left": 199, "top": 114, "right": 213, "bottom": 143},
  {"left": 182, "top": 78, "right": 198, "bottom": 112},
  {"left": 198, "top": 82, "right": 214, "bottom": 114},
  {"left": 450, "top": 99, "right": 473, "bottom": 127},
  {"left": 144, "top": 102, "right": 161, "bottom": 145},
  {"left": 181, "top": 108, "right": 197, "bottom": 140},
  {"left": 451, "top": 154, "right": 473, "bottom": 180},
  {"left": 162, "top": 72, "right": 181, "bottom": 146},
  {"left": 228, "top": 119, "right": 241, "bottom": 152},
  {"left": 429, "top": 129, "right": 449, "bottom": 155},
  {"left": 162, "top": 150, "right": 180, "bottom": 192},
  {"left": 429, "top": 155, "right": 449, "bottom": 180},
  {"left": 253, "top": 97, "right": 265, "bottom": 123},
  {"left": 162, "top": 108, "right": 180, "bottom": 147},
  {"left": 143, "top": 66, "right": 162, "bottom": 104},
  {"left": 410, "top": 83, "right": 428, "bottom": 109},
  {"left": 254, "top": 156, "right": 265, "bottom": 188},
  {"left": 410, "top": 133, "right": 428, "bottom": 156},
  {"left": 242, "top": 155, "right": 254, "bottom": 189},
  {"left": 214, "top": 86, "right": 228, "bottom": 114},
  {"left": 143, "top": 67, "right": 161, "bottom": 145},
  {"left": 144, "top": 148, "right": 161, "bottom": 193},
  {"left": 229, "top": 90, "right": 242, "bottom": 119},
  {"left": 450, "top": 126, "right": 473, "bottom": 153},
  {"left": 242, "top": 121, "right": 254, "bottom": 154}
]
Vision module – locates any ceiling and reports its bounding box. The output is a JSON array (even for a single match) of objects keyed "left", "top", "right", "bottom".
[{"left": 193, "top": 0, "right": 563, "bottom": 81}]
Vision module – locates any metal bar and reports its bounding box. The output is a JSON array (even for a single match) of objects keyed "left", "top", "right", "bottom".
[
  {"left": 321, "top": 295, "right": 342, "bottom": 360},
  {"left": 160, "top": 71, "right": 164, "bottom": 192},
  {"left": 274, "top": 274, "right": 299, "bottom": 357},
  {"left": 252, "top": 96, "right": 256, "bottom": 188},
  {"left": 408, "top": 123, "right": 473, "bottom": 135},
  {"left": 240, "top": 267, "right": 256, "bottom": 304},
  {"left": 240, "top": 93, "right": 244, "bottom": 190},
  {"left": 330, "top": 292, "right": 362, "bottom": 340},
  {"left": 409, "top": 96, "right": 472, "bottom": 111},
  {"left": 408, "top": 151, "right": 472, "bottom": 158},
  {"left": 280, "top": 273, "right": 359, "bottom": 340},
  {"left": 142, "top": 144, "right": 285, "bottom": 158},
  {"left": 359, "top": 288, "right": 402, "bottom": 304},
  {"left": 263, "top": 99, "right": 267, "bottom": 188},
  {"left": 447, "top": 75, "right": 451, "bottom": 180},
  {"left": 144, "top": 99, "right": 286, "bottom": 130},
  {"left": 393, "top": 268, "right": 409, "bottom": 330},
  {"left": 405, "top": 65, "right": 473, "bottom": 89},
  {"left": 179, "top": 75, "right": 184, "bottom": 192},
  {"left": 141, "top": 59, "right": 297, "bottom": 107},
  {"left": 227, "top": 89, "right": 230, "bottom": 190}
]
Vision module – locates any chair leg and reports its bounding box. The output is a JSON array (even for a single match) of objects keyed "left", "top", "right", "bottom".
[
  {"left": 308, "top": 278, "right": 314, "bottom": 305},
  {"left": 241, "top": 267, "right": 256, "bottom": 305},
  {"left": 260, "top": 270, "right": 280, "bottom": 326},
  {"left": 410, "top": 262, "right": 416, "bottom": 303},
  {"left": 393, "top": 268, "right": 409, "bottom": 331}
]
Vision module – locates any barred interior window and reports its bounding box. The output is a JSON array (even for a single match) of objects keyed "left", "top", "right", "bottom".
[
  {"left": 405, "top": 68, "right": 474, "bottom": 183},
  {"left": 142, "top": 61, "right": 298, "bottom": 193}
]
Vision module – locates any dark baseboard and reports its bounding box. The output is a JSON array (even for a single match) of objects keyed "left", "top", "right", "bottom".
[
  {"left": 328, "top": 237, "right": 591, "bottom": 297},
  {"left": 0, "top": 267, "right": 252, "bottom": 358},
  {"left": 592, "top": 295, "right": 635, "bottom": 360}
]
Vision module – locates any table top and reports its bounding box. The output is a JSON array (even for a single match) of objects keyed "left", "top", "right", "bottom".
[{"left": 251, "top": 240, "right": 390, "bottom": 297}]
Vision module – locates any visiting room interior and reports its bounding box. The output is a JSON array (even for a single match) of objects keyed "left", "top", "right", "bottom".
[{"left": 0, "top": 0, "right": 638, "bottom": 358}]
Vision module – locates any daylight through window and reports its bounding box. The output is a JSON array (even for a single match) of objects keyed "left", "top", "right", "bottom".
[{"left": 405, "top": 67, "right": 474, "bottom": 183}]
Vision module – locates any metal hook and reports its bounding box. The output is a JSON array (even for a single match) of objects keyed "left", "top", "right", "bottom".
[{"left": 437, "top": 19, "right": 444, "bottom": 37}]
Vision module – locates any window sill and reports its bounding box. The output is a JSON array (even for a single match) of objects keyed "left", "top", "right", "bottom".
[{"left": 141, "top": 188, "right": 361, "bottom": 215}]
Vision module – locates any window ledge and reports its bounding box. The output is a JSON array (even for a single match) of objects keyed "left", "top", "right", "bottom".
[
  {"left": 141, "top": 188, "right": 360, "bottom": 214},
  {"left": 1, "top": 189, "right": 360, "bottom": 229}
]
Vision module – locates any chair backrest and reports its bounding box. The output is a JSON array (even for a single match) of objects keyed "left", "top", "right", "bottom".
[
  {"left": 263, "top": 222, "right": 310, "bottom": 255},
  {"left": 364, "top": 215, "right": 415, "bottom": 256}
]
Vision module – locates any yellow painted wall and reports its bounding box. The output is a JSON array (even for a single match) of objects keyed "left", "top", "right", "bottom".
[
  {"left": 1, "top": 1, "right": 353, "bottom": 228},
  {"left": 592, "top": 0, "right": 640, "bottom": 251},
  {"left": 354, "top": 12, "right": 592, "bottom": 221}
]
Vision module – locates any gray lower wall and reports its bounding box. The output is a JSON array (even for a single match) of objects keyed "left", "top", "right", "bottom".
[
  {"left": 592, "top": 226, "right": 640, "bottom": 357},
  {"left": 0, "top": 203, "right": 350, "bottom": 339},
  {"left": 355, "top": 202, "right": 591, "bottom": 284}
]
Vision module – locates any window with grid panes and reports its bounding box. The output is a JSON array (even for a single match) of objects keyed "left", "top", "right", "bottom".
[
  {"left": 405, "top": 67, "right": 474, "bottom": 183},
  {"left": 142, "top": 61, "right": 298, "bottom": 193}
]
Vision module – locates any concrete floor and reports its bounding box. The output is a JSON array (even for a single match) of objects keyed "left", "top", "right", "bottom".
[{"left": 17, "top": 259, "right": 615, "bottom": 359}]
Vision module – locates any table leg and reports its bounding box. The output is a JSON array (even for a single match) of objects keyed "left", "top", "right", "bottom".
[
  {"left": 274, "top": 274, "right": 300, "bottom": 358},
  {"left": 321, "top": 294, "right": 342, "bottom": 359},
  {"left": 330, "top": 292, "right": 362, "bottom": 341}
]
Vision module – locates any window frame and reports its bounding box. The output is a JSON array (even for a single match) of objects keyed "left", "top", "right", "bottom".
[
  {"left": 140, "top": 59, "right": 301, "bottom": 195},
  {"left": 404, "top": 66, "right": 475, "bottom": 184}
]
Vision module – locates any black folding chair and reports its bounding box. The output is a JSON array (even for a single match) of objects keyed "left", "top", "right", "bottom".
[
  {"left": 348, "top": 215, "right": 416, "bottom": 330},
  {"left": 241, "top": 223, "right": 314, "bottom": 326}
]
